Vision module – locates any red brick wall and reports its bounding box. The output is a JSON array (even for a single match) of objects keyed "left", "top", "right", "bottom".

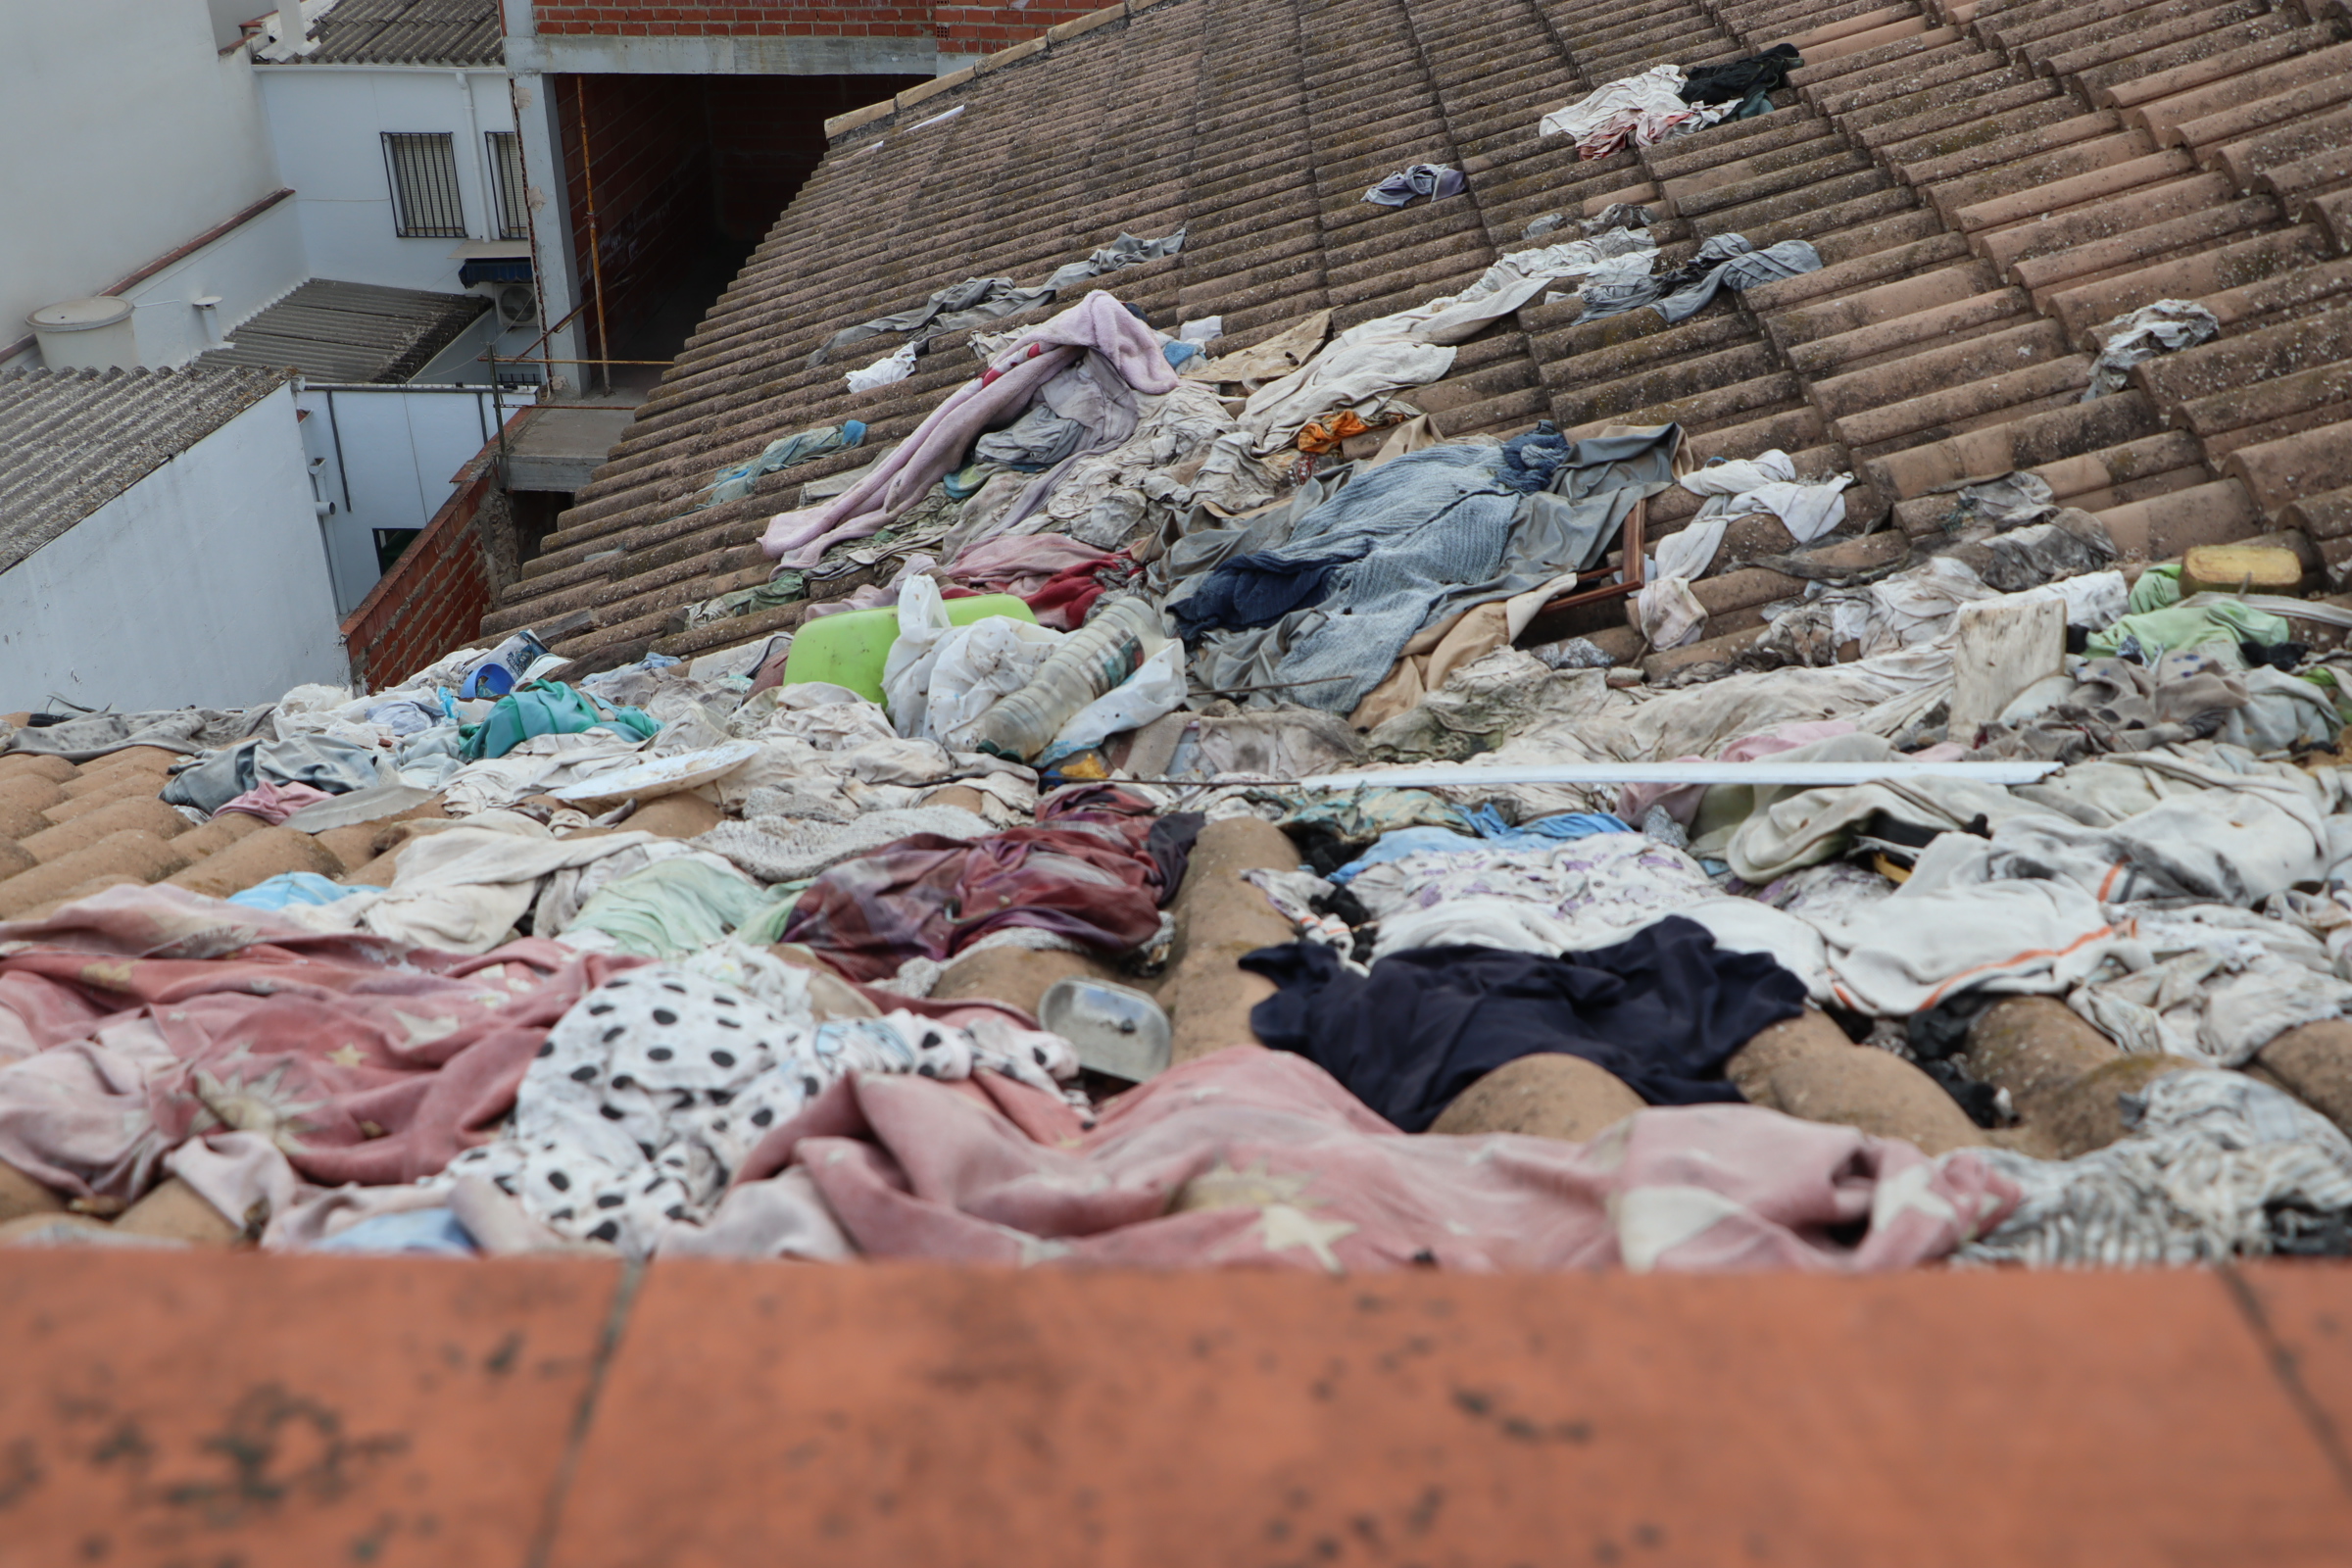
[
  {"left": 341, "top": 453, "right": 507, "bottom": 693},
  {"left": 555, "top": 74, "right": 714, "bottom": 361},
  {"left": 932, "top": 2, "right": 1094, "bottom": 48},
  {"left": 529, "top": 1, "right": 1107, "bottom": 50}
]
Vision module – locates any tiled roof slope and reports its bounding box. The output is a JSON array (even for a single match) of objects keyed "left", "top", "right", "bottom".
[
  {"left": 201, "top": 279, "right": 492, "bottom": 383},
  {"left": 0, "top": 747, "right": 418, "bottom": 924},
  {"left": 0, "top": 367, "right": 291, "bottom": 577},
  {"left": 491, "top": 0, "right": 2352, "bottom": 674},
  {"left": 276, "top": 0, "right": 505, "bottom": 66}
]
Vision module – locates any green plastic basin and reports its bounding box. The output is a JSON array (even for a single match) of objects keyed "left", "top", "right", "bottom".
[{"left": 779, "top": 593, "right": 1038, "bottom": 704}]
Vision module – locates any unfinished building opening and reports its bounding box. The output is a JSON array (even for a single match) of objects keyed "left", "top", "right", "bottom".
[
  {"left": 553, "top": 72, "right": 923, "bottom": 393},
  {"left": 507, "top": 488, "right": 569, "bottom": 568}
]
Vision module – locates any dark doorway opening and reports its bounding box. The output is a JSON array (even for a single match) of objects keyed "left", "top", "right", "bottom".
[
  {"left": 374, "top": 527, "right": 420, "bottom": 576},
  {"left": 554, "top": 72, "right": 923, "bottom": 392},
  {"left": 508, "top": 489, "right": 571, "bottom": 568}
]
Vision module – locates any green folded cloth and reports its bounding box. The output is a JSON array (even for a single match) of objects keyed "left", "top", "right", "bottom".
[
  {"left": 460, "top": 681, "right": 658, "bottom": 761},
  {"left": 2084, "top": 599, "right": 2292, "bottom": 662}
]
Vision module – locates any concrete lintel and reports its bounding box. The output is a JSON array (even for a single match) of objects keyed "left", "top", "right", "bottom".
[
  {"left": 974, "top": 34, "right": 1046, "bottom": 73},
  {"left": 1047, "top": 3, "right": 1127, "bottom": 42},
  {"left": 823, "top": 98, "right": 898, "bottom": 139},
  {"left": 505, "top": 32, "right": 940, "bottom": 76},
  {"left": 504, "top": 453, "right": 605, "bottom": 492},
  {"left": 896, "top": 65, "right": 973, "bottom": 110}
]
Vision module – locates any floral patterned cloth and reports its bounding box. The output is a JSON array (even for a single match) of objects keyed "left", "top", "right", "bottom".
[{"left": 1344, "top": 830, "right": 1719, "bottom": 958}]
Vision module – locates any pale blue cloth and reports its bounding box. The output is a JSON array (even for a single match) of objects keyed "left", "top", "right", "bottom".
[
  {"left": 312, "top": 1208, "right": 476, "bottom": 1255},
  {"left": 696, "top": 420, "right": 865, "bottom": 508},
  {"left": 1463, "top": 805, "right": 1631, "bottom": 845},
  {"left": 1190, "top": 426, "right": 1681, "bottom": 713},
  {"left": 227, "top": 872, "right": 364, "bottom": 911},
  {"left": 1330, "top": 809, "right": 1631, "bottom": 884},
  {"left": 1329, "top": 826, "right": 1480, "bottom": 884},
  {"left": 1189, "top": 438, "right": 1573, "bottom": 712}
]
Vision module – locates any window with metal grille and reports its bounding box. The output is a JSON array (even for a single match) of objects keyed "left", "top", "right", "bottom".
[
  {"left": 382, "top": 131, "right": 466, "bottom": 238},
  {"left": 486, "top": 131, "right": 530, "bottom": 242}
]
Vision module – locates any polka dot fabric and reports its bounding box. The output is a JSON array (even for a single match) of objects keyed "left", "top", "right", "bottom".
[{"left": 450, "top": 966, "right": 1076, "bottom": 1256}]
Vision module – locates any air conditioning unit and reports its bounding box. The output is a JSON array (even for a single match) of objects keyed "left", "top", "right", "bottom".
[
  {"left": 466, "top": 275, "right": 537, "bottom": 329},
  {"left": 492, "top": 279, "right": 538, "bottom": 329}
]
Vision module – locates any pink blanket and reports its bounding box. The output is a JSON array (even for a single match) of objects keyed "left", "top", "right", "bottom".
[
  {"left": 0, "top": 884, "right": 639, "bottom": 1200},
  {"left": 727, "top": 1047, "right": 2019, "bottom": 1272},
  {"left": 216, "top": 780, "right": 335, "bottom": 824},
  {"left": 761, "top": 292, "right": 1178, "bottom": 568},
  {"left": 945, "top": 533, "right": 1116, "bottom": 599}
]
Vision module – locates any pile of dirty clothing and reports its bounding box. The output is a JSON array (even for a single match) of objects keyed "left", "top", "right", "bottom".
[
  {"left": 652, "top": 45, "right": 1818, "bottom": 680},
  {"left": 7, "top": 26, "right": 2352, "bottom": 1270},
  {"left": 667, "top": 198, "right": 1822, "bottom": 678},
  {"left": 1536, "top": 47, "right": 1800, "bottom": 159},
  {"left": 7, "top": 487, "right": 2352, "bottom": 1272}
]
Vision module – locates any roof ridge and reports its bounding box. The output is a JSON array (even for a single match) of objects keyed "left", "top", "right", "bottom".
[{"left": 822, "top": 0, "right": 1186, "bottom": 142}]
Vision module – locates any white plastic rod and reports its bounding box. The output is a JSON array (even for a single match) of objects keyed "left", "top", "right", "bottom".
[{"left": 1290, "top": 760, "right": 2063, "bottom": 789}]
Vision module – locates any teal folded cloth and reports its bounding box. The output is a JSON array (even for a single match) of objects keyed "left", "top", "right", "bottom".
[{"left": 460, "top": 681, "right": 658, "bottom": 761}]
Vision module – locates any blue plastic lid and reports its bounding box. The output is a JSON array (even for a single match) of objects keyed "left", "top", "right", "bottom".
[{"left": 461, "top": 663, "right": 516, "bottom": 700}]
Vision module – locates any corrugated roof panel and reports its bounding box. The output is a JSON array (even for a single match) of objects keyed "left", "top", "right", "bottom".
[
  {"left": 200, "top": 279, "right": 491, "bottom": 383},
  {"left": 0, "top": 367, "right": 290, "bottom": 576},
  {"left": 282, "top": 0, "right": 503, "bottom": 67}
]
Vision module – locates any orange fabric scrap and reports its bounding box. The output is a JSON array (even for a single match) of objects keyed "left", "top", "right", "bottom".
[{"left": 1296, "top": 412, "right": 1372, "bottom": 454}]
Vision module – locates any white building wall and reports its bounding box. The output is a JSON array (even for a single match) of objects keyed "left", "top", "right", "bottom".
[
  {"left": 298, "top": 382, "right": 537, "bottom": 615},
  {"left": 411, "top": 309, "right": 547, "bottom": 386},
  {"left": 1, "top": 1, "right": 281, "bottom": 354},
  {"left": 0, "top": 386, "right": 347, "bottom": 712},
  {"left": 257, "top": 67, "right": 522, "bottom": 296},
  {"left": 507, "top": 63, "right": 590, "bottom": 390},
  {"left": 121, "top": 197, "right": 311, "bottom": 368}
]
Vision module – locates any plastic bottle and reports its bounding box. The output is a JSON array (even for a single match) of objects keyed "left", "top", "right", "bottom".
[{"left": 965, "top": 596, "right": 1163, "bottom": 761}]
